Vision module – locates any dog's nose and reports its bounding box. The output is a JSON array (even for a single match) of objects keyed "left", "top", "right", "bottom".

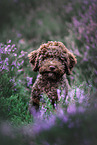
[{"left": 49, "top": 66, "right": 55, "bottom": 70}]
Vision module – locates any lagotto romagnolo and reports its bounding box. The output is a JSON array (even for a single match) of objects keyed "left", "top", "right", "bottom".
[{"left": 28, "top": 41, "right": 77, "bottom": 112}]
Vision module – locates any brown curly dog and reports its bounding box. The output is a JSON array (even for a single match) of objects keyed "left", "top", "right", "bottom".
[{"left": 28, "top": 41, "right": 77, "bottom": 112}]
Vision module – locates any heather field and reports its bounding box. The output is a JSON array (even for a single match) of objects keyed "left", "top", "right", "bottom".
[{"left": 0, "top": 0, "right": 97, "bottom": 144}]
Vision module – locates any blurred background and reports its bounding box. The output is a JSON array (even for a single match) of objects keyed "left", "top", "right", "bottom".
[
  {"left": 0, "top": 0, "right": 97, "bottom": 144},
  {"left": 0, "top": 0, "right": 97, "bottom": 85}
]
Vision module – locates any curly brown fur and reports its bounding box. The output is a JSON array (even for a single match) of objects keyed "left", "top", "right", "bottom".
[{"left": 28, "top": 41, "right": 77, "bottom": 112}]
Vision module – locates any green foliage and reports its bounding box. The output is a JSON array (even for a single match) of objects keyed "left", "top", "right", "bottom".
[
  {"left": 0, "top": 65, "right": 33, "bottom": 125},
  {"left": 40, "top": 94, "right": 55, "bottom": 119},
  {"left": 0, "top": 73, "right": 14, "bottom": 98},
  {"left": 0, "top": 94, "right": 33, "bottom": 125},
  {"left": 39, "top": 81, "right": 95, "bottom": 119}
]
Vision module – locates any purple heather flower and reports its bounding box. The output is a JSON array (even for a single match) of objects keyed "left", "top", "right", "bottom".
[
  {"left": 57, "top": 108, "right": 69, "bottom": 122},
  {"left": 8, "top": 49, "right": 11, "bottom": 52},
  {"left": 9, "top": 78, "right": 14, "bottom": 82},
  {"left": 13, "top": 53, "right": 17, "bottom": 57},
  {"left": 21, "top": 50, "right": 24, "bottom": 54},
  {"left": 0, "top": 60, "right": 3, "bottom": 64},
  {"left": 86, "top": 45, "right": 90, "bottom": 50},
  {"left": 7, "top": 40, "right": 11, "bottom": 43},
  {"left": 65, "top": 3, "right": 73, "bottom": 13},
  {"left": 78, "top": 106, "right": 85, "bottom": 113},
  {"left": 5, "top": 45, "right": 11, "bottom": 52},
  {"left": 67, "top": 103, "right": 76, "bottom": 114},
  {"left": 95, "top": 70, "right": 97, "bottom": 75},
  {"left": 17, "top": 33, "right": 22, "bottom": 38},
  {"left": 17, "top": 60, "right": 24, "bottom": 66},
  {"left": 14, "top": 47, "right": 17, "bottom": 50},
  {"left": 5, "top": 47, "right": 8, "bottom": 52},
  {"left": 17, "top": 62, "right": 20, "bottom": 66},
  {"left": 11, "top": 67, "right": 14, "bottom": 71},
  {"left": 21, "top": 60, "right": 24, "bottom": 64},
  {"left": 76, "top": 88, "right": 85, "bottom": 104},
  {"left": 11, "top": 44, "right": 15, "bottom": 48},
  {"left": 73, "top": 17, "right": 80, "bottom": 27},
  {"left": 13, "top": 83, "right": 17, "bottom": 87},
  {"left": 27, "top": 77, "right": 33, "bottom": 87},
  {"left": 18, "top": 69, "right": 24, "bottom": 72},
  {"left": 14, "top": 88, "right": 17, "bottom": 91},
  {"left": 63, "top": 115, "right": 68, "bottom": 123},
  {"left": 2, "top": 65, "right": 9, "bottom": 71},
  {"left": 4, "top": 58, "right": 9, "bottom": 66},
  {"left": 11, "top": 61, "right": 17, "bottom": 67},
  {"left": 5, "top": 58, "right": 9, "bottom": 61}
]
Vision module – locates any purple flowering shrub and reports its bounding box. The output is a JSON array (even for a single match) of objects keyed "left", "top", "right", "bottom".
[
  {"left": 71, "top": 0, "right": 97, "bottom": 85},
  {"left": 39, "top": 83, "right": 92, "bottom": 119},
  {"left": 0, "top": 40, "right": 33, "bottom": 96},
  {"left": 0, "top": 41, "right": 18, "bottom": 97},
  {"left": 0, "top": 40, "right": 34, "bottom": 122},
  {"left": 0, "top": 92, "right": 97, "bottom": 145}
]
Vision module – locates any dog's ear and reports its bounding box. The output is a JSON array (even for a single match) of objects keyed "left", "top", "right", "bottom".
[
  {"left": 28, "top": 50, "right": 39, "bottom": 71},
  {"left": 28, "top": 50, "right": 37, "bottom": 65},
  {"left": 65, "top": 52, "right": 77, "bottom": 75}
]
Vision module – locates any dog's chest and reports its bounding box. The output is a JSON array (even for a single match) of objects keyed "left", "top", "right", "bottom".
[
  {"left": 33, "top": 74, "right": 67, "bottom": 100},
  {"left": 39, "top": 79, "right": 61, "bottom": 100},
  {"left": 41, "top": 80, "right": 59, "bottom": 91}
]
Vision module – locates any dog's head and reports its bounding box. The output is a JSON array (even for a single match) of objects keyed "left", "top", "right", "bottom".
[{"left": 28, "top": 41, "right": 77, "bottom": 79}]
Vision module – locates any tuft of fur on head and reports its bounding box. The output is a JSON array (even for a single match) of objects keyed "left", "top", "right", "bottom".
[{"left": 28, "top": 41, "right": 77, "bottom": 75}]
